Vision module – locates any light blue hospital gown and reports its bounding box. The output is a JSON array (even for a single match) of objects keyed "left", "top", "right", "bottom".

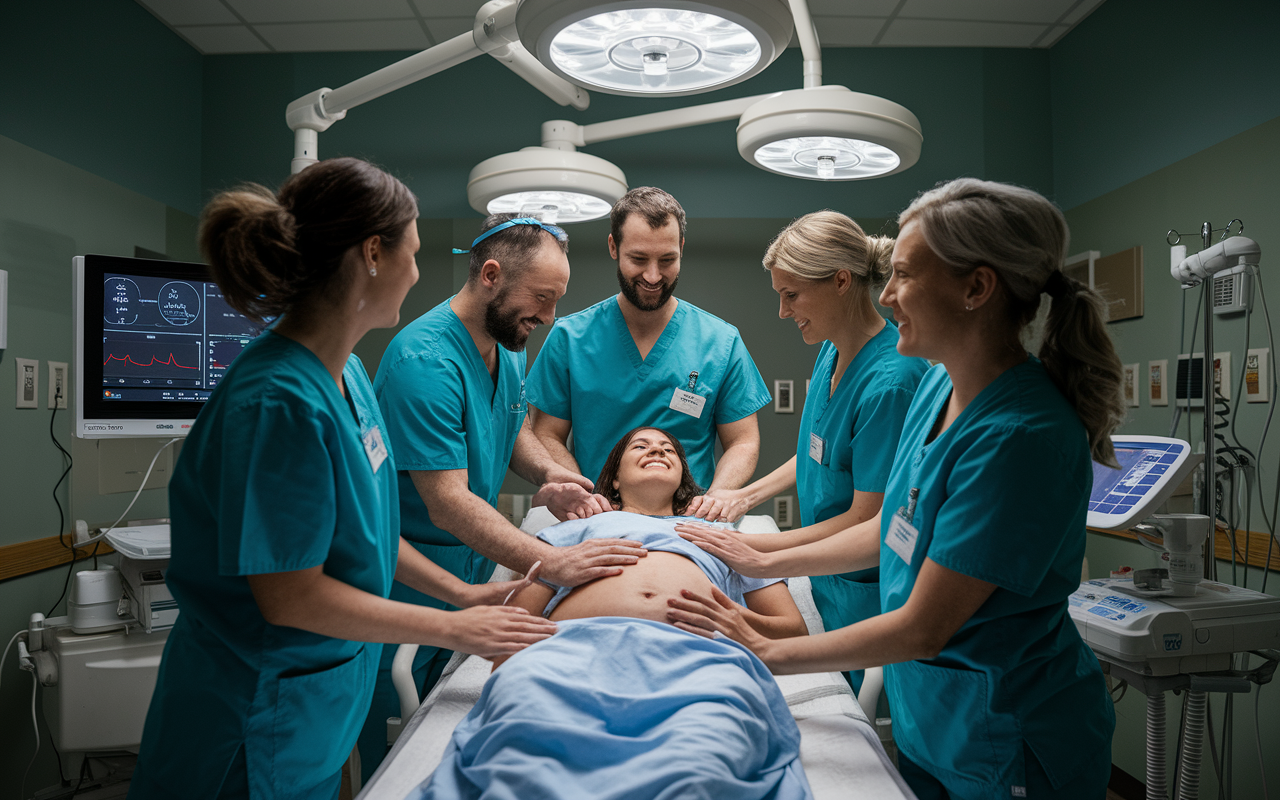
[
  {"left": 536, "top": 511, "right": 785, "bottom": 613},
  {"left": 879, "top": 360, "right": 1114, "bottom": 799},
  {"left": 362, "top": 298, "right": 527, "bottom": 777},
  {"left": 797, "top": 326, "right": 927, "bottom": 691},
  {"left": 525, "top": 297, "right": 773, "bottom": 488},
  {"left": 131, "top": 332, "right": 398, "bottom": 800}
]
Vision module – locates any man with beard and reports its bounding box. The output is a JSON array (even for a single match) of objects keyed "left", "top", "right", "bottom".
[
  {"left": 361, "top": 215, "right": 646, "bottom": 778},
  {"left": 526, "top": 188, "right": 773, "bottom": 523}
]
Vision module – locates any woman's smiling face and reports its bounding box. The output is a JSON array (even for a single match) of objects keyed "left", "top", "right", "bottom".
[{"left": 615, "top": 428, "right": 683, "bottom": 498}]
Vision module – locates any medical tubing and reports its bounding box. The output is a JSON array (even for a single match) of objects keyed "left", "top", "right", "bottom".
[
  {"left": 1147, "top": 691, "right": 1168, "bottom": 800},
  {"left": 1254, "top": 273, "right": 1279, "bottom": 593},
  {"left": 1177, "top": 690, "right": 1207, "bottom": 800},
  {"left": 87, "top": 437, "right": 181, "bottom": 548},
  {"left": 19, "top": 668, "right": 40, "bottom": 800}
]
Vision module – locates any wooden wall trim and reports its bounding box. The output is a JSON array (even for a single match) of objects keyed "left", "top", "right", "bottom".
[
  {"left": 0, "top": 535, "right": 116, "bottom": 583},
  {"left": 1089, "top": 525, "right": 1280, "bottom": 573}
]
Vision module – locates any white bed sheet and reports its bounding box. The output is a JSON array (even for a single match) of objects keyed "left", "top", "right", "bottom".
[{"left": 360, "top": 511, "right": 915, "bottom": 800}]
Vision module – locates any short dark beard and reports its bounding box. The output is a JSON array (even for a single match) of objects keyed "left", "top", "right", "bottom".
[
  {"left": 616, "top": 266, "right": 677, "bottom": 312},
  {"left": 484, "top": 288, "right": 533, "bottom": 352}
]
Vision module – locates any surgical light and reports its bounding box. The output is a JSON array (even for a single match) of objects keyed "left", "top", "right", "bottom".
[
  {"left": 737, "top": 86, "right": 922, "bottom": 181},
  {"left": 516, "top": 0, "right": 793, "bottom": 97},
  {"left": 467, "top": 146, "right": 628, "bottom": 223}
]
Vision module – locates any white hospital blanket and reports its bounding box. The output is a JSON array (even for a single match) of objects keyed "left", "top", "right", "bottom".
[{"left": 359, "top": 511, "right": 915, "bottom": 800}]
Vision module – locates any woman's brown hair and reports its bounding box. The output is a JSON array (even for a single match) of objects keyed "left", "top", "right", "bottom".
[
  {"left": 198, "top": 157, "right": 418, "bottom": 323},
  {"left": 595, "top": 427, "right": 703, "bottom": 515}
]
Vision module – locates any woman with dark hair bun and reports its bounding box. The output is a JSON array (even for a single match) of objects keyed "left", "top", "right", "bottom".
[{"left": 129, "top": 158, "right": 555, "bottom": 800}]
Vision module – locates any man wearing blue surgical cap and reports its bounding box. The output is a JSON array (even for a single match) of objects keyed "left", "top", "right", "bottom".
[
  {"left": 360, "top": 214, "right": 647, "bottom": 778},
  {"left": 525, "top": 188, "right": 773, "bottom": 523}
]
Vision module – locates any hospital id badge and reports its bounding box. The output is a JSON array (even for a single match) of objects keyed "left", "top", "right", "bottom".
[
  {"left": 669, "top": 388, "right": 706, "bottom": 418},
  {"left": 809, "top": 432, "right": 825, "bottom": 464},
  {"left": 886, "top": 512, "right": 919, "bottom": 565},
  {"left": 362, "top": 425, "right": 388, "bottom": 474}
]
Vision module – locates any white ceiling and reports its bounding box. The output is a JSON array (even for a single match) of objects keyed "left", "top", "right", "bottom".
[{"left": 137, "top": 0, "right": 1107, "bottom": 55}]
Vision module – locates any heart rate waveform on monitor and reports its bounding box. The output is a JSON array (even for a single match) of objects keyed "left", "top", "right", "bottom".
[{"left": 102, "top": 339, "right": 203, "bottom": 385}]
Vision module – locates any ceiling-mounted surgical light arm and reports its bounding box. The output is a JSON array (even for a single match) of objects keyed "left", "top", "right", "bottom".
[
  {"left": 284, "top": 0, "right": 590, "bottom": 174},
  {"left": 540, "top": 93, "right": 776, "bottom": 151},
  {"left": 788, "top": 0, "right": 822, "bottom": 88}
]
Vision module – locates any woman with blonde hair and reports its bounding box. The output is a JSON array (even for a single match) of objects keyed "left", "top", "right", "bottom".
[
  {"left": 702, "top": 210, "right": 929, "bottom": 692},
  {"left": 675, "top": 179, "right": 1123, "bottom": 799}
]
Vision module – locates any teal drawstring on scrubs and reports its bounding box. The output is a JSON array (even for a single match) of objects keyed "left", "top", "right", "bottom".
[{"left": 796, "top": 326, "right": 927, "bottom": 693}]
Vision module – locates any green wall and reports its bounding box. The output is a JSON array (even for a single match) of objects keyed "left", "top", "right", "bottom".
[
  {"left": 4, "top": 0, "right": 1280, "bottom": 797},
  {"left": 0, "top": 132, "right": 198, "bottom": 795},
  {"left": 1050, "top": 0, "right": 1280, "bottom": 210},
  {"left": 1069, "top": 116, "right": 1280, "bottom": 799}
]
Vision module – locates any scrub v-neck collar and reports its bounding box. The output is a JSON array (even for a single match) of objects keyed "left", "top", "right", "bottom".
[
  {"left": 611, "top": 296, "right": 685, "bottom": 381},
  {"left": 445, "top": 299, "right": 505, "bottom": 410}
]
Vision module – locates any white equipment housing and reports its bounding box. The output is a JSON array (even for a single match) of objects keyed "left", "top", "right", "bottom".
[{"left": 1070, "top": 579, "right": 1280, "bottom": 676}]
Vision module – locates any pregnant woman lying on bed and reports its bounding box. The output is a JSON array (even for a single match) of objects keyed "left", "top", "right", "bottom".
[
  {"left": 495, "top": 425, "right": 808, "bottom": 655},
  {"left": 418, "top": 428, "right": 815, "bottom": 800}
]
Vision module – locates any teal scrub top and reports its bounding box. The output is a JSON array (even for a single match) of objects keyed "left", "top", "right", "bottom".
[
  {"left": 879, "top": 360, "right": 1114, "bottom": 799},
  {"left": 797, "top": 327, "right": 927, "bottom": 666},
  {"left": 525, "top": 297, "right": 772, "bottom": 489},
  {"left": 362, "top": 298, "right": 521, "bottom": 778},
  {"left": 133, "top": 332, "right": 399, "bottom": 800},
  {"left": 374, "top": 298, "right": 527, "bottom": 548}
]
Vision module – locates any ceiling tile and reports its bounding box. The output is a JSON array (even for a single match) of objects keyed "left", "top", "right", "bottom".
[
  {"left": 137, "top": 0, "right": 239, "bottom": 26},
  {"left": 898, "top": 0, "right": 1077, "bottom": 24},
  {"left": 226, "top": 0, "right": 416, "bottom": 24},
  {"left": 423, "top": 16, "right": 476, "bottom": 43},
  {"left": 879, "top": 18, "right": 1043, "bottom": 47},
  {"left": 410, "top": 0, "right": 483, "bottom": 16},
  {"left": 256, "top": 20, "right": 431, "bottom": 52},
  {"left": 806, "top": 0, "right": 901, "bottom": 16},
  {"left": 177, "top": 24, "right": 270, "bottom": 54},
  {"left": 1062, "top": 0, "right": 1107, "bottom": 25},
  {"left": 809, "top": 16, "right": 886, "bottom": 47}
]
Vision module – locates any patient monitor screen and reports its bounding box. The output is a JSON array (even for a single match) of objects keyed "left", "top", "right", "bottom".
[
  {"left": 101, "top": 273, "right": 261, "bottom": 403},
  {"left": 78, "top": 254, "right": 267, "bottom": 433}
]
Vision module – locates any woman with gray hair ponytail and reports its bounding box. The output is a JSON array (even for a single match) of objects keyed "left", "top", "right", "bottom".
[{"left": 671, "top": 179, "right": 1118, "bottom": 800}]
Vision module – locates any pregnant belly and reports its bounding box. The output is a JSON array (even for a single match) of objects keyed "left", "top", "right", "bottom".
[{"left": 550, "top": 551, "right": 714, "bottom": 625}]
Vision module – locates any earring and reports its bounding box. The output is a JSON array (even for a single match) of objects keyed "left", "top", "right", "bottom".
[
  {"left": 369, "top": 267, "right": 377, "bottom": 277},
  {"left": 964, "top": 304, "right": 972, "bottom": 311}
]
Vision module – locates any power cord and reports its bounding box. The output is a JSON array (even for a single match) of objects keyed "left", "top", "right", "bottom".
[{"left": 47, "top": 386, "right": 78, "bottom": 617}]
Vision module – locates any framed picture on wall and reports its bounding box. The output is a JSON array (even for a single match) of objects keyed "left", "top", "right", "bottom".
[
  {"left": 1149, "top": 359, "right": 1169, "bottom": 406},
  {"left": 1123, "top": 363, "right": 1140, "bottom": 407}
]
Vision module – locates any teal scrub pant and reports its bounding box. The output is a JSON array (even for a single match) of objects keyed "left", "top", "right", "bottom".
[
  {"left": 898, "top": 744, "right": 1111, "bottom": 800},
  {"left": 809, "top": 573, "right": 881, "bottom": 694},
  {"left": 356, "top": 541, "right": 495, "bottom": 783}
]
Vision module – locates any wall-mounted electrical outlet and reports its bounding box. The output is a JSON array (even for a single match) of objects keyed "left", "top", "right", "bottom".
[
  {"left": 774, "top": 495, "right": 794, "bottom": 528},
  {"left": 1213, "top": 351, "right": 1231, "bottom": 400},
  {"left": 15, "top": 357, "right": 37, "bottom": 408},
  {"left": 48, "top": 361, "right": 68, "bottom": 409},
  {"left": 1246, "top": 348, "right": 1270, "bottom": 403}
]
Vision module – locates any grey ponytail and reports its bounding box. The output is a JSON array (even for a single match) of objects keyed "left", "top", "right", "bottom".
[{"left": 900, "top": 178, "right": 1125, "bottom": 466}]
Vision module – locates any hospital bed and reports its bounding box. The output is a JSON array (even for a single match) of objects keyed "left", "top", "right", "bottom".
[{"left": 359, "top": 510, "right": 916, "bottom": 800}]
